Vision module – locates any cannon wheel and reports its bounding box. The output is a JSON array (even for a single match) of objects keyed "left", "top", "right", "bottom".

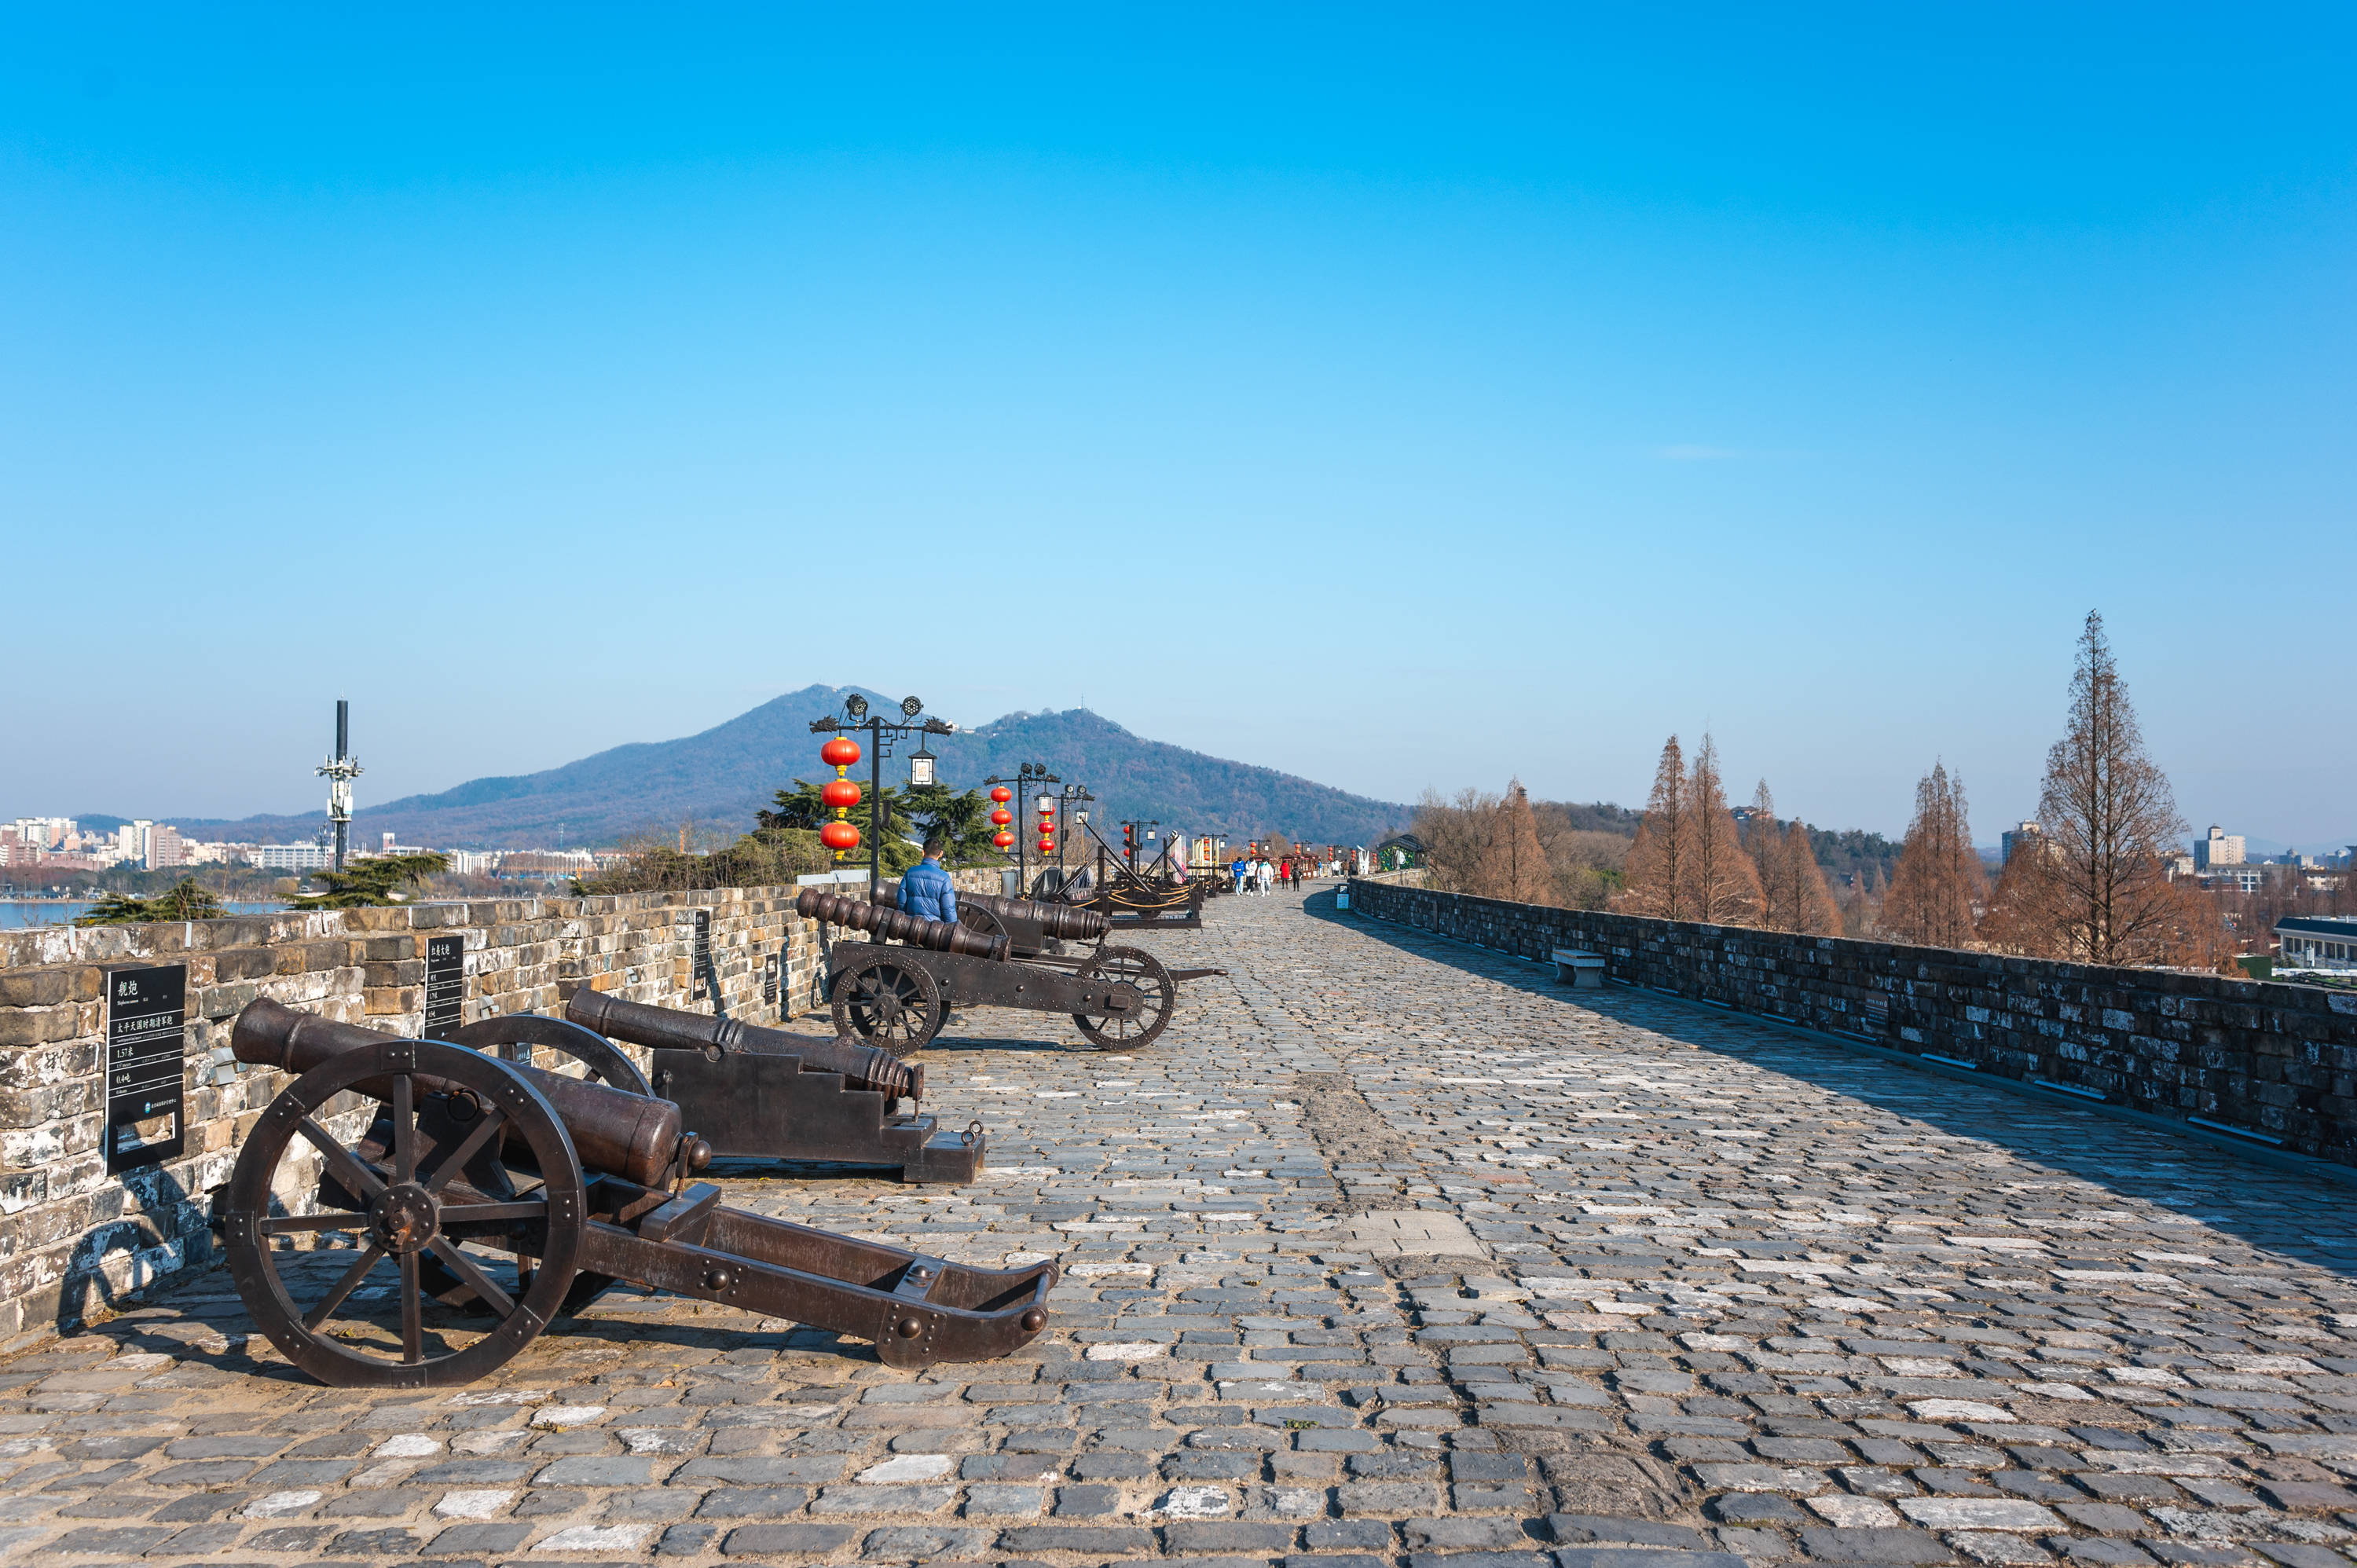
[
  {"left": 448, "top": 1014, "right": 651, "bottom": 1097},
  {"left": 431, "top": 1017, "right": 636, "bottom": 1317},
  {"left": 219, "top": 1039, "right": 586, "bottom": 1390},
  {"left": 831, "top": 958, "right": 944, "bottom": 1057},
  {"left": 959, "top": 905, "right": 1006, "bottom": 940},
  {"left": 1072, "top": 945, "right": 1177, "bottom": 1050}
]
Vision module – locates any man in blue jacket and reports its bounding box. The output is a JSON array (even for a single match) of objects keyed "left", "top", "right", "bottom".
[{"left": 900, "top": 837, "right": 958, "bottom": 924}]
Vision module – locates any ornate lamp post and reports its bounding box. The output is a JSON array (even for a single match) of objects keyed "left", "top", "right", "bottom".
[
  {"left": 1054, "top": 785, "right": 1094, "bottom": 882},
  {"left": 984, "top": 763, "right": 1059, "bottom": 898},
  {"left": 811, "top": 694, "right": 957, "bottom": 901}
]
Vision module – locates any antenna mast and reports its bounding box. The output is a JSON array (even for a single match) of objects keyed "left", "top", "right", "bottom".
[{"left": 316, "top": 698, "right": 363, "bottom": 871}]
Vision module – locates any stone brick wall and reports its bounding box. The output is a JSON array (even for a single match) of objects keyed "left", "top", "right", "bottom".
[
  {"left": 1347, "top": 878, "right": 2357, "bottom": 1170},
  {"left": 0, "top": 885, "right": 828, "bottom": 1353}
]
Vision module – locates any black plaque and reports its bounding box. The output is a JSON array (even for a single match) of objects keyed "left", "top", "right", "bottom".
[
  {"left": 104, "top": 963, "right": 187, "bottom": 1174},
  {"left": 762, "top": 952, "right": 779, "bottom": 1016},
  {"left": 424, "top": 935, "right": 464, "bottom": 1042}
]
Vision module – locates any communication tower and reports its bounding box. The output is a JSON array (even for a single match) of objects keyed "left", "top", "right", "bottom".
[{"left": 315, "top": 699, "right": 363, "bottom": 871}]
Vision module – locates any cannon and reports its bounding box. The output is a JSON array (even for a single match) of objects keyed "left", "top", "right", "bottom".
[
  {"left": 515, "top": 991, "right": 987, "bottom": 1184},
  {"left": 1068, "top": 827, "right": 1209, "bottom": 929},
  {"left": 800, "top": 887, "right": 1219, "bottom": 1055},
  {"left": 214, "top": 998, "right": 1054, "bottom": 1388},
  {"left": 955, "top": 889, "right": 1111, "bottom": 958}
]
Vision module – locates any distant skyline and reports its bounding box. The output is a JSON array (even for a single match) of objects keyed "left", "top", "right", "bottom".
[{"left": 5, "top": 9, "right": 2352, "bottom": 842}]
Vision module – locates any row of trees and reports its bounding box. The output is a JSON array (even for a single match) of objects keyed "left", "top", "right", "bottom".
[
  {"left": 1421, "top": 612, "right": 2268, "bottom": 973},
  {"left": 1616, "top": 737, "right": 1842, "bottom": 933}
]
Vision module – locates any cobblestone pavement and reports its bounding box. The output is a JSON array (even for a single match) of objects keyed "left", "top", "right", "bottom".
[{"left": 5, "top": 886, "right": 2355, "bottom": 1568}]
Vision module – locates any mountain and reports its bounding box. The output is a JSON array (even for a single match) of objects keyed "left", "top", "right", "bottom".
[{"left": 168, "top": 685, "right": 1410, "bottom": 850}]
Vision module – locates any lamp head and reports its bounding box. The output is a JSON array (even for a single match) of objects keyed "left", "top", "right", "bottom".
[
  {"left": 844, "top": 694, "right": 869, "bottom": 721},
  {"left": 900, "top": 695, "right": 924, "bottom": 719}
]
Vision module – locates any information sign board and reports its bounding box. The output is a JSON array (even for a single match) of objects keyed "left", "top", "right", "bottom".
[
  {"left": 105, "top": 962, "right": 187, "bottom": 1174},
  {"left": 424, "top": 935, "right": 464, "bottom": 1042}
]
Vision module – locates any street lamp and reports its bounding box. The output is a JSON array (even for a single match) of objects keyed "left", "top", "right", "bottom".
[
  {"left": 811, "top": 694, "right": 958, "bottom": 901},
  {"left": 985, "top": 763, "right": 1060, "bottom": 897}
]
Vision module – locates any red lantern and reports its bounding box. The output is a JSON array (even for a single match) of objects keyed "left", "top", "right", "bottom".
[
  {"left": 1037, "top": 837, "right": 1054, "bottom": 853},
  {"left": 821, "top": 736, "right": 862, "bottom": 769},
  {"left": 989, "top": 786, "right": 1012, "bottom": 804},
  {"left": 821, "top": 820, "right": 861, "bottom": 852},
  {"left": 993, "top": 830, "right": 1015, "bottom": 849},
  {"left": 822, "top": 779, "right": 861, "bottom": 810},
  {"left": 990, "top": 808, "right": 1013, "bottom": 827}
]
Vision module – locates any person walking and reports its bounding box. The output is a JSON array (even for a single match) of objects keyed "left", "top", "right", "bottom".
[
  {"left": 1279, "top": 855, "right": 1293, "bottom": 890},
  {"left": 1231, "top": 854, "right": 1248, "bottom": 896}
]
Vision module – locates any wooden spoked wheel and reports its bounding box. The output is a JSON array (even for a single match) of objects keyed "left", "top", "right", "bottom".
[
  {"left": 830, "top": 958, "right": 944, "bottom": 1057},
  {"left": 218, "top": 1039, "right": 585, "bottom": 1389},
  {"left": 448, "top": 1014, "right": 651, "bottom": 1097},
  {"left": 1071, "top": 945, "right": 1176, "bottom": 1050}
]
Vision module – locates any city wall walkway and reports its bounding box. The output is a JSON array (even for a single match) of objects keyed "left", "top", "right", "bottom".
[{"left": 1, "top": 886, "right": 2351, "bottom": 1568}]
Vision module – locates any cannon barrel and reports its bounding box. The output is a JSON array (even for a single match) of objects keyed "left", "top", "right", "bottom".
[
  {"left": 231, "top": 998, "right": 689, "bottom": 1189},
  {"left": 566, "top": 990, "right": 920, "bottom": 1101},
  {"left": 795, "top": 888, "right": 1010, "bottom": 961},
  {"left": 957, "top": 891, "right": 1109, "bottom": 942}
]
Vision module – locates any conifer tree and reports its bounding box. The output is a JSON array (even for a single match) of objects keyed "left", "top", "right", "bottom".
[
  {"left": 1746, "top": 779, "right": 1841, "bottom": 936},
  {"left": 1746, "top": 781, "right": 1790, "bottom": 929},
  {"left": 1679, "top": 735, "right": 1762, "bottom": 925},
  {"left": 1775, "top": 819, "right": 1843, "bottom": 936},
  {"left": 1999, "top": 612, "right": 2207, "bottom": 965},
  {"left": 1475, "top": 780, "right": 1554, "bottom": 903},
  {"left": 1615, "top": 736, "right": 1688, "bottom": 918},
  {"left": 1884, "top": 760, "right": 1987, "bottom": 949}
]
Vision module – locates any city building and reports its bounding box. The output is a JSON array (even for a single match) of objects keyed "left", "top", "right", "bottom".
[
  {"left": 446, "top": 850, "right": 503, "bottom": 876},
  {"left": 2000, "top": 821, "right": 2045, "bottom": 864},
  {"left": 2194, "top": 825, "right": 2245, "bottom": 870},
  {"left": 145, "top": 826, "right": 186, "bottom": 870},
  {"left": 2276, "top": 915, "right": 2357, "bottom": 972},
  {"left": 249, "top": 843, "right": 338, "bottom": 870}
]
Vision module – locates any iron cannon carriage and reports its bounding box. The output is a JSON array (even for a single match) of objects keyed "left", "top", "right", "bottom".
[
  {"left": 800, "top": 887, "right": 1216, "bottom": 1055},
  {"left": 213, "top": 998, "right": 1054, "bottom": 1389},
  {"left": 526, "top": 991, "right": 988, "bottom": 1184}
]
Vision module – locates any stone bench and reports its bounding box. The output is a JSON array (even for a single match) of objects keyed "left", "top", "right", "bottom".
[{"left": 1552, "top": 948, "right": 1606, "bottom": 987}]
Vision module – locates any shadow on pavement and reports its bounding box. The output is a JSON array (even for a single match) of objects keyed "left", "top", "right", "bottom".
[{"left": 1307, "top": 891, "right": 2355, "bottom": 1284}]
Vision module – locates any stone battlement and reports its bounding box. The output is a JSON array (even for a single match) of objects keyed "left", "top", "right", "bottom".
[{"left": 0, "top": 885, "right": 826, "bottom": 1353}]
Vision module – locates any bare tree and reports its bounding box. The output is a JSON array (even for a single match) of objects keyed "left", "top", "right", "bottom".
[
  {"left": 1615, "top": 736, "right": 1688, "bottom": 918},
  {"left": 1413, "top": 787, "right": 1500, "bottom": 896},
  {"left": 1680, "top": 735, "right": 1762, "bottom": 925},
  {"left": 1747, "top": 780, "right": 1838, "bottom": 935},
  {"left": 1475, "top": 780, "right": 1554, "bottom": 903},
  {"left": 2006, "top": 611, "right": 2208, "bottom": 965},
  {"left": 1883, "top": 760, "right": 1987, "bottom": 949},
  {"left": 1531, "top": 802, "right": 1630, "bottom": 911}
]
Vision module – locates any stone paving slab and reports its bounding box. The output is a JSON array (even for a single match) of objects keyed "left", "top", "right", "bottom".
[{"left": 0, "top": 886, "right": 2352, "bottom": 1568}]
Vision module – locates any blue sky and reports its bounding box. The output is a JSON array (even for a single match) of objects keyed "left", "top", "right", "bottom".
[{"left": 5, "top": 7, "right": 2352, "bottom": 845}]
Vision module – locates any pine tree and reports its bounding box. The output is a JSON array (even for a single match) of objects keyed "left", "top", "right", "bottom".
[
  {"left": 1746, "top": 779, "right": 1841, "bottom": 936},
  {"left": 1615, "top": 736, "right": 1688, "bottom": 918},
  {"left": 1884, "top": 760, "right": 1987, "bottom": 949},
  {"left": 2011, "top": 611, "right": 2205, "bottom": 965},
  {"left": 1679, "top": 735, "right": 1762, "bottom": 925},
  {"left": 1746, "top": 781, "right": 1789, "bottom": 929},
  {"left": 1475, "top": 780, "right": 1554, "bottom": 903},
  {"left": 1776, "top": 819, "right": 1843, "bottom": 935}
]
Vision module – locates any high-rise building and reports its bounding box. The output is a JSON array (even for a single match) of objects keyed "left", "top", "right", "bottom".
[
  {"left": 146, "top": 826, "right": 186, "bottom": 870},
  {"left": 2194, "top": 825, "right": 2245, "bottom": 870},
  {"left": 2000, "top": 822, "right": 2044, "bottom": 864}
]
